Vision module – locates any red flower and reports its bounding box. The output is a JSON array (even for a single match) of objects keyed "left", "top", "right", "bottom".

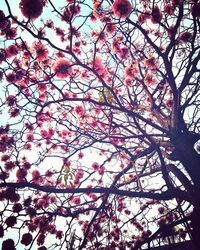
[
  {"left": 24, "top": 143, "right": 32, "bottom": 150},
  {"left": 6, "top": 95, "right": 17, "bottom": 106},
  {"left": 19, "top": 0, "right": 45, "bottom": 19},
  {"left": 151, "top": 6, "right": 162, "bottom": 24},
  {"left": 145, "top": 56, "right": 158, "bottom": 71},
  {"left": 78, "top": 152, "right": 84, "bottom": 159},
  {"left": 164, "top": 3, "right": 175, "bottom": 15},
  {"left": 37, "top": 83, "right": 47, "bottom": 92},
  {"left": 53, "top": 59, "right": 71, "bottom": 78},
  {"left": 125, "top": 65, "right": 138, "bottom": 79},
  {"left": 113, "top": 0, "right": 132, "bottom": 19},
  {"left": 137, "top": 13, "right": 149, "bottom": 24},
  {"left": 90, "top": 13, "right": 97, "bottom": 22},
  {"left": 124, "top": 78, "right": 133, "bottom": 87},
  {"left": 0, "top": 171, "right": 9, "bottom": 181},
  {"left": 1, "top": 154, "right": 10, "bottom": 161},
  {"left": 37, "top": 233, "right": 45, "bottom": 245},
  {"left": 0, "top": 10, "right": 10, "bottom": 31},
  {"left": 55, "top": 27, "right": 64, "bottom": 37},
  {"left": 33, "top": 42, "right": 48, "bottom": 61},
  {"left": 106, "top": 23, "right": 116, "bottom": 34},
  {"left": 191, "top": 3, "right": 200, "bottom": 17},
  {"left": 40, "top": 128, "right": 54, "bottom": 139},
  {"left": 6, "top": 73, "right": 16, "bottom": 83},
  {"left": 92, "top": 1, "right": 105, "bottom": 19},
  {"left": 144, "top": 73, "right": 157, "bottom": 86},
  {"left": 26, "top": 133, "right": 34, "bottom": 141},
  {"left": 2, "top": 239, "right": 16, "bottom": 250},
  {"left": 23, "top": 161, "right": 31, "bottom": 169},
  {"left": 62, "top": 4, "right": 81, "bottom": 22},
  {"left": 56, "top": 230, "right": 63, "bottom": 239},
  {"left": 4, "top": 27, "right": 17, "bottom": 39},
  {"left": 16, "top": 168, "right": 27, "bottom": 181},
  {"left": 98, "top": 31, "right": 107, "bottom": 44},
  {"left": 179, "top": 32, "right": 192, "bottom": 43},
  {"left": 24, "top": 197, "right": 32, "bottom": 207},
  {"left": 5, "top": 188, "right": 20, "bottom": 202},
  {"left": 21, "top": 233, "right": 33, "bottom": 246},
  {"left": 55, "top": 51, "right": 65, "bottom": 58},
  {"left": 45, "top": 20, "right": 54, "bottom": 28},
  {"left": 12, "top": 203, "right": 23, "bottom": 213},
  {"left": 98, "top": 166, "right": 105, "bottom": 175},
  {"left": 93, "top": 56, "right": 105, "bottom": 76},
  {"left": 74, "top": 105, "right": 85, "bottom": 116},
  {"left": 32, "top": 170, "right": 42, "bottom": 184},
  {"left": 92, "top": 162, "right": 99, "bottom": 170},
  {"left": 72, "top": 197, "right": 81, "bottom": 205},
  {"left": 5, "top": 216, "right": 17, "bottom": 227},
  {"left": 76, "top": 169, "right": 84, "bottom": 179},
  {"left": 118, "top": 46, "right": 129, "bottom": 60},
  {"left": 48, "top": 127, "right": 55, "bottom": 137},
  {"left": 25, "top": 123, "right": 34, "bottom": 131},
  {"left": 0, "top": 10, "right": 5, "bottom": 23},
  {"left": 9, "top": 108, "right": 20, "bottom": 117},
  {"left": 4, "top": 161, "right": 16, "bottom": 171}
]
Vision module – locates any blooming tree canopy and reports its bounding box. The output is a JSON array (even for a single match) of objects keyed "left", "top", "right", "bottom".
[{"left": 0, "top": 0, "right": 200, "bottom": 249}]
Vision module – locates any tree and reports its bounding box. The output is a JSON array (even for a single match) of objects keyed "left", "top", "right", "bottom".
[{"left": 0, "top": 0, "right": 199, "bottom": 249}]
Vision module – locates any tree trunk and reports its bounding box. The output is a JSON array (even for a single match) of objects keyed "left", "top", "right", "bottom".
[
  {"left": 172, "top": 133, "right": 200, "bottom": 249},
  {"left": 190, "top": 208, "right": 200, "bottom": 250},
  {"left": 172, "top": 133, "right": 200, "bottom": 188}
]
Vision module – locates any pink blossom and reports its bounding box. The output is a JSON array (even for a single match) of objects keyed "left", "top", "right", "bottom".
[
  {"left": 113, "top": 0, "right": 132, "bottom": 19},
  {"left": 91, "top": 162, "right": 99, "bottom": 170},
  {"left": 72, "top": 197, "right": 81, "bottom": 205}
]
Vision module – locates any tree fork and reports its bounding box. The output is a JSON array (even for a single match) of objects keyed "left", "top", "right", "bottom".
[{"left": 171, "top": 133, "right": 200, "bottom": 189}]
